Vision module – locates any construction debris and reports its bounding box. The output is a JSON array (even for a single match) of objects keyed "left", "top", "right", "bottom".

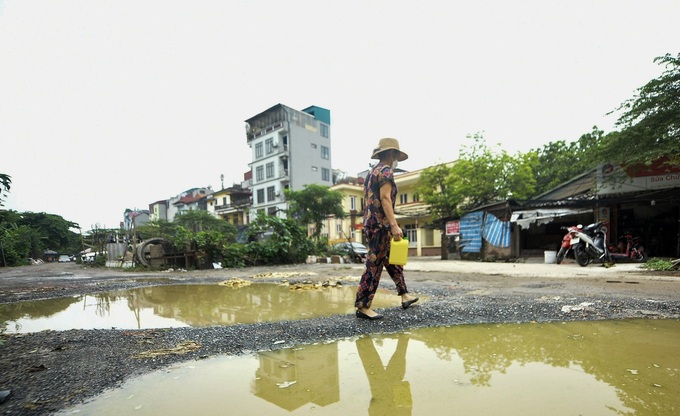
[
  {"left": 249, "top": 272, "right": 318, "bottom": 279},
  {"left": 133, "top": 341, "right": 202, "bottom": 359},
  {"left": 219, "top": 278, "right": 252, "bottom": 288}
]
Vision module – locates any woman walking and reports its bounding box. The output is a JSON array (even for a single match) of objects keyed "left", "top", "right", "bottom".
[{"left": 355, "top": 138, "right": 418, "bottom": 320}]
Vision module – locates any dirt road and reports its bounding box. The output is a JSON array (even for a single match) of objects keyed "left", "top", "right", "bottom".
[{"left": 1, "top": 259, "right": 679, "bottom": 415}]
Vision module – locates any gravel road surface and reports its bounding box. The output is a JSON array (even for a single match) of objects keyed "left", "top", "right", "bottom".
[{"left": 1, "top": 258, "right": 679, "bottom": 415}]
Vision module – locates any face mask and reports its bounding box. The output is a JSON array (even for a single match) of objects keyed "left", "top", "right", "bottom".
[{"left": 391, "top": 160, "right": 398, "bottom": 169}]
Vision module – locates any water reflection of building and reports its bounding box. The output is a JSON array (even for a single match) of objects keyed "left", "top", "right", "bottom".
[{"left": 252, "top": 343, "right": 339, "bottom": 411}]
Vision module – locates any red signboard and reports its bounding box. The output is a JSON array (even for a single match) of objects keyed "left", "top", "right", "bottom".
[{"left": 446, "top": 221, "right": 460, "bottom": 235}]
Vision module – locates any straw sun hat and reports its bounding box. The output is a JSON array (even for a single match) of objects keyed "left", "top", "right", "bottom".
[{"left": 370, "top": 138, "right": 409, "bottom": 161}]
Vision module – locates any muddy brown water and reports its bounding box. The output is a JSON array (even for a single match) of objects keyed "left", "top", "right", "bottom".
[
  {"left": 61, "top": 319, "right": 679, "bottom": 415},
  {"left": 0, "top": 284, "right": 403, "bottom": 333}
]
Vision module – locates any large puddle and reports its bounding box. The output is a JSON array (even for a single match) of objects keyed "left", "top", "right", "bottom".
[
  {"left": 63, "top": 319, "right": 680, "bottom": 415},
  {"left": 0, "top": 284, "right": 402, "bottom": 333}
]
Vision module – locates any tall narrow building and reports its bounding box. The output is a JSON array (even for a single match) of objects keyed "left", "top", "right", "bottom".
[{"left": 245, "top": 104, "right": 332, "bottom": 217}]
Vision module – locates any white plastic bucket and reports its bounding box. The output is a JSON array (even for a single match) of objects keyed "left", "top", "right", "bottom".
[{"left": 544, "top": 250, "right": 557, "bottom": 264}]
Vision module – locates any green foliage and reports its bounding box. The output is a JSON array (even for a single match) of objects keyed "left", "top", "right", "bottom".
[
  {"left": 642, "top": 258, "right": 675, "bottom": 271},
  {"left": 93, "top": 254, "right": 107, "bottom": 267},
  {"left": 530, "top": 127, "right": 605, "bottom": 196},
  {"left": 604, "top": 53, "right": 680, "bottom": 167},
  {"left": 454, "top": 134, "right": 536, "bottom": 209},
  {"left": 0, "top": 173, "right": 11, "bottom": 207},
  {"left": 0, "top": 222, "right": 42, "bottom": 266},
  {"left": 0, "top": 210, "right": 81, "bottom": 258},
  {"left": 194, "top": 229, "right": 230, "bottom": 262},
  {"left": 136, "top": 219, "right": 177, "bottom": 241},
  {"left": 172, "top": 226, "right": 194, "bottom": 251},
  {"left": 174, "top": 210, "right": 237, "bottom": 237},
  {"left": 284, "top": 184, "right": 345, "bottom": 240},
  {"left": 222, "top": 215, "right": 317, "bottom": 267},
  {"left": 416, "top": 163, "right": 460, "bottom": 219},
  {"left": 416, "top": 134, "right": 536, "bottom": 219}
]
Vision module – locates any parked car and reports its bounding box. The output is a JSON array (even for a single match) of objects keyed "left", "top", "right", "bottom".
[
  {"left": 58, "top": 255, "right": 71, "bottom": 263},
  {"left": 333, "top": 242, "right": 368, "bottom": 263}
]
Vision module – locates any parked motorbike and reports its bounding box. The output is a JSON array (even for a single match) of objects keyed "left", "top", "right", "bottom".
[
  {"left": 607, "top": 231, "right": 647, "bottom": 263},
  {"left": 572, "top": 221, "right": 613, "bottom": 267},
  {"left": 556, "top": 225, "right": 582, "bottom": 264}
]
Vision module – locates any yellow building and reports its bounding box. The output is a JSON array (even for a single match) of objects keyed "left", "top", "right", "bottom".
[
  {"left": 328, "top": 163, "right": 453, "bottom": 257},
  {"left": 207, "top": 186, "right": 252, "bottom": 225},
  {"left": 325, "top": 182, "right": 365, "bottom": 245}
]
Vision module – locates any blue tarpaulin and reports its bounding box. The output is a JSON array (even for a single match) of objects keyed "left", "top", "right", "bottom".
[
  {"left": 460, "top": 212, "right": 484, "bottom": 253},
  {"left": 482, "top": 212, "right": 511, "bottom": 248}
]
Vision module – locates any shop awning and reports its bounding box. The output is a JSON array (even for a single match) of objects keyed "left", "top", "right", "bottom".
[{"left": 511, "top": 208, "right": 593, "bottom": 229}]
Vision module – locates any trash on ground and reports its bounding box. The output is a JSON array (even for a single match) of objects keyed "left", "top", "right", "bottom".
[
  {"left": 249, "top": 272, "right": 317, "bottom": 279},
  {"left": 561, "top": 302, "right": 595, "bottom": 313},
  {"left": 133, "top": 341, "right": 202, "bottom": 359},
  {"left": 219, "top": 278, "right": 252, "bottom": 288}
]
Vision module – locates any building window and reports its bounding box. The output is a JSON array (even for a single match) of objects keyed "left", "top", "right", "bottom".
[
  {"left": 360, "top": 198, "right": 365, "bottom": 210},
  {"left": 404, "top": 224, "right": 417, "bottom": 243},
  {"left": 268, "top": 207, "right": 277, "bottom": 216},
  {"left": 322, "top": 168, "right": 330, "bottom": 181},
  {"left": 267, "top": 186, "right": 275, "bottom": 201},
  {"left": 350, "top": 196, "right": 357, "bottom": 211},
  {"left": 256, "top": 166, "right": 264, "bottom": 181},
  {"left": 336, "top": 223, "right": 342, "bottom": 236},
  {"left": 400, "top": 194, "right": 408, "bottom": 204},
  {"left": 222, "top": 197, "right": 227, "bottom": 205},
  {"left": 266, "top": 162, "right": 274, "bottom": 178},
  {"left": 257, "top": 209, "right": 265, "bottom": 217},
  {"left": 265, "top": 138, "right": 274, "bottom": 154},
  {"left": 321, "top": 146, "right": 329, "bottom": 160},
  {"left": 233, "top": 214, "right": 239, "bottom": 225},
  {"left": 311, "top": 143, "right": 317, "bottom": 149},
  {"left": 413, "top": 193, "right": 420, "bottom": 202},
  {"left": 257, "top": 189, "right": 264, "bottom": 204},
  {"left": 320, "top": 124, "right": 329, "bottom": 138},
  {"left": 255, "top": 142, "right": 263, "bottom": 158}
]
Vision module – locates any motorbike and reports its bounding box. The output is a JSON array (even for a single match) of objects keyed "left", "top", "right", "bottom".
[
  {"left": 572, "top": 221, "right": 613, "bottom": 267},
  {"left": 556, "top": 224, "right": 582, "bottom": 264},
  {"left": 607, "top": 231, "right": 647, "bottom": 263}
]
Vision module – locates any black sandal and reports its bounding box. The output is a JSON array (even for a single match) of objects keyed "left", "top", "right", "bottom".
[
  {"left": 402, "top": 297, "right": 419, "bottom": 309},
  {"left": 356, "top": 310, "right": 384, "bottom": 320}
]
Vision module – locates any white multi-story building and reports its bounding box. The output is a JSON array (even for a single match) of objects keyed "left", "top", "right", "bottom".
[{"left": 245, "top": 104, "right": 332, "bottom": 218}]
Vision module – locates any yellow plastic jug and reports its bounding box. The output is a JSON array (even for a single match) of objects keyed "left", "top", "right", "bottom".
[{"left": 389, "top": 238, "right": 409, "bottom": 266}]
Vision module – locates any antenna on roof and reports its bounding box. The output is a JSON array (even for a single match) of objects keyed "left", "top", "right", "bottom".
[{"left": 220, "top": 174, "right": 224, "bottom": 190}]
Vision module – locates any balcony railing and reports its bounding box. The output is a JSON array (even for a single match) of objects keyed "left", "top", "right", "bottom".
[{"left": 215, "top": 200, "right": 251, "bottom": 212}]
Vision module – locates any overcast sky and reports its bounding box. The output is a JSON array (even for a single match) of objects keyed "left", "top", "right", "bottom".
[{"left": 1, "top": 0, "right": 678, "bottom": 231}]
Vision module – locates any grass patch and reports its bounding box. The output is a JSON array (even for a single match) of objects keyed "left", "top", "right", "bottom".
[{"left": 642, "top": 258, "right": 674, "bottom": 271}]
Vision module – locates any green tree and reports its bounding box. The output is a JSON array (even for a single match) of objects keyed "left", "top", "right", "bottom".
[
  {"left": 174, "top": 210, "right": 237, "bottom": 237},
  {"left": 453, "top": 134, "right": 536, "bottom": 209},
  {"left": 416, "top": 162, "right": 460, "bottom": 219},
  {"left": 530, "top": 127, "right": 604, "bottom": 196},
  {"left": 604, "top": 53, "right": 680, "bottom": 167},
  {"left": 0, "top": 210, "right": 81, "bottom": 263},
  {"left": 0, "top": 222, "right": 43, "bottom": 265},
  {"left": 416, "top": 134, "right": 536, "bottom": 219},
  {"left": 16, "top": 212, "right": 80, "bottom": 253},
  {"left": 0, "top": 173, "right": 10, "bottom": 206},
  {"left": 136, "top": 219, "right": 178, "bottom": 241},
  {"left": 284, "top": 184, "right": 345, "bottom": 240}
]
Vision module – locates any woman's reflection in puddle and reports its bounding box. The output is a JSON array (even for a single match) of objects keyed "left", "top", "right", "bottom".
[{"left": 356, "top": 335, "right": 412, "bottom": 415}]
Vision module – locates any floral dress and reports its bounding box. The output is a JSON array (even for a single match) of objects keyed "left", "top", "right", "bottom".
[{"left": 355, "top": 164, "right": 409, "bottom": 309}]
